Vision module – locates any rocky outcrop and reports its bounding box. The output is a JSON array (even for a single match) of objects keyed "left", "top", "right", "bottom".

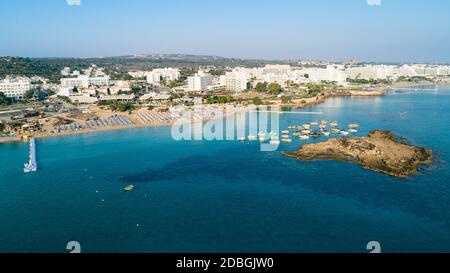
[{"left": 283, "top": 130, "right": 433, "bottom": 178}]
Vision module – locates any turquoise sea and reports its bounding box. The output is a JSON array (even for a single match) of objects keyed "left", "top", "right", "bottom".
[{"left": 1, "top": 86, "right": 450, "bottom": 253}]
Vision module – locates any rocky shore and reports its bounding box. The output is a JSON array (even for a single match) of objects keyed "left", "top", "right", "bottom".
[{"left": 283, "top": 130, "right": 433, "bottom": 178}]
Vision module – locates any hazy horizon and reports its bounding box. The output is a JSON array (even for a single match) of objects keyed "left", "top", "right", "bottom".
[
  {"left": 1, "top": 0, "right": 450, "bottom": 63},
  {"left": 2, "top": 53, "right": 449, "bottom": 66}
]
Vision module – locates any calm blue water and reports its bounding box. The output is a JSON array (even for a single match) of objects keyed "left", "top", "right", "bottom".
[{"left": 1, "top": 86, "right": 450, "bottom": 253}]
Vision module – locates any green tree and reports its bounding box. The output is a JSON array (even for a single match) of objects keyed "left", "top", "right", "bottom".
[
  {"left": 252, "top": 96, "right": 262, "bottom": 105},
  {"left": 268, "top": 83, "right": 282, "bottom": 95},
  {"left": 255, "top": 82, "right": 268, "bottom": 92},
  {"left": 0, "top": 122, "right": 5, "bottom": 132},
  {"left": 23, "top": 90, "right": 34, "bottom": 101},
  {"left": 306, "top": 83, "right": 324, "bottom": 94},
  {"left": 281, "top": 96, "right": 292, "bottom": 104},
  {"left": 108, "top": 100, "right": 135, "bottom": 112},
  {"left": 0, "top": 92, "right": 11, "bottom": 106}
]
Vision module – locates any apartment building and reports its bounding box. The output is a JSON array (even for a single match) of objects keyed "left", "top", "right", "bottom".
[{"left": 0, "top": 77, "right": 31, "bottom": 99}]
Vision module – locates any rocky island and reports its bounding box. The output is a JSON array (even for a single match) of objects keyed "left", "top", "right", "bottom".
[{"left": 284, "top": 130, "right": 433, "bottom": 178}]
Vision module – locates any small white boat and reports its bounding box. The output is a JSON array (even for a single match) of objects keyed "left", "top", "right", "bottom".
[
  {"left": 348, "top": 123, "right": 359, "bottom": 129},
  {"left": 310, "top": 121, "right": 319, "bottom": 126},
  {"left": 281, "top": 138, "right": 292, "bottom": 143},
  {"left": 330, "top": 121, "right": 339, "bottom": 127},
  {"left": 323, "top": 132, "right": 331, "bottom": 137},
  {"left": 349, "top": 129, "right": 358, "bottom": 133},
  {"left": 281, "top": 130, "right": 290, "bottom": 134},
  {"left": 301, "top": 130, "right": 311, "bottom": 135},
  {"left": 270, "top": 140, "right": 281, "bottom": 145},
  {"left": 239, "top": 137, "right": 246, "bottom": 142},
  {"left": 340, "top": 131, "right": 349, "bottom": 136},
  {"left": 248, "top": 135, "right": 257, "bottom": 141},
  {"left": 259, "top": 136, "right": 266, "bottom": 142},
  {"left": 24, "top": 138, "right": 38, "bottom": 173},
  {"left": 302, "top": 124, "right": 311, "bottom": 130},
  {"left": 124, "top": 185, "right": 135, "bottom": 192},
  {"left": 300, "top": 135, "right": 310, "bottom": 140},
  {"left": 282, "top": 134, "right": 290, "bottom": 139}
]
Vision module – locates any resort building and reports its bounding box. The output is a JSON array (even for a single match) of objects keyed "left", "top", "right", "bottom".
[
  {"left": 89, "top": 76, "right": 110, "bottom": 86},
  {"left": 219, "top": 72, "right": 251, "bottom": 92},
  {"left": 207, "top": 84, "right": 226, "bottom": 92},
  {"left": 69, "top": 94, "right": 99, "bottom": 104},
  {"left": 99, "top": 94, "right": 136, "bottom": 103},
  {"left": 139, "top": 92, "right": 171, "bottom": 105},
  {"left": 261, "top": 64, "right": 292, "bottom": 75},
  {"left": 60, "top": 67, "right": 71, "bottom": 76},
  {"left": 61, "top": 75, "right": 110, "bottom": 89},
  {"left": 128, "top": 71, "right": 148, "bottom": 79},
  {"left": 146, "top": 68, "right": 180, "bottom": 85},
  {"left": 301, "top": 65, "right": 347, "bottom": 84},
  {"left": 0, "top": 77, "right": 32, "bottom": 99},
  {"left": 187, "top": 71, "right": 213, "bottom": 91}
]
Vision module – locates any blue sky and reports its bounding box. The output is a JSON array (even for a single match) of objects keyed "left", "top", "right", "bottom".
[{"left": 1, "top": 0, "right": 450, "bottom": 62}]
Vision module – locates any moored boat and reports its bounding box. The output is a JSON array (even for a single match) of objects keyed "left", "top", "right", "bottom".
[
  {"left": 270, "top": 135, "right": 280, "bottom": 144},
  {"left": 23, "top": 138, "right": 37, "bottom": 173}
]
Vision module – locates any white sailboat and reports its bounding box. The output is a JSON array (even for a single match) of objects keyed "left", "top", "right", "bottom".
[{"left": 24, "top": 138, "right": 38, "bottom": 173}]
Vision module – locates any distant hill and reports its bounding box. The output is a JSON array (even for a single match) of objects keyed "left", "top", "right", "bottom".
[
  {"left": 0, "top": 54, "right": 286, "bottom": 82},
  {"left": 0, "top": 57, "right": 61, "bottom": 81}
]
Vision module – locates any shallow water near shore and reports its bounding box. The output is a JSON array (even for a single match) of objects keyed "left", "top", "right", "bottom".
[{"left": 1, "top": 85, "right": 450, "bottom": 253}]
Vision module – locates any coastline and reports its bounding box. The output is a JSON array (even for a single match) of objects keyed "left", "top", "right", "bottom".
[
  {"left": 0, "top": 106, "right": 257, "bottom": 144},
  {"left": 1, "top": 83, "right": 442, "bottom": 144}
]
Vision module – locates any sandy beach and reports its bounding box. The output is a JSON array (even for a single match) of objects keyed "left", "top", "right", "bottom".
[{"left": 0, "top": 83, "right": 434, "bottom": 144}]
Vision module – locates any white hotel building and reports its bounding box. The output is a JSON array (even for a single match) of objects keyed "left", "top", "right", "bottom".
[
  {"left": 219, "top": 71, "right": 251, "bottom": 92},
  {"left": 61, "top": 75, "right": 110, "bottom": 89},
  {"left": 0, "top": 77, "right": 32, "bottom": 99},
  {"left": 187, "top": 71, "right": 213, "bottom": 91},
  {"left": 146, "top": 68, "right": 180, "bottom": 85}
]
